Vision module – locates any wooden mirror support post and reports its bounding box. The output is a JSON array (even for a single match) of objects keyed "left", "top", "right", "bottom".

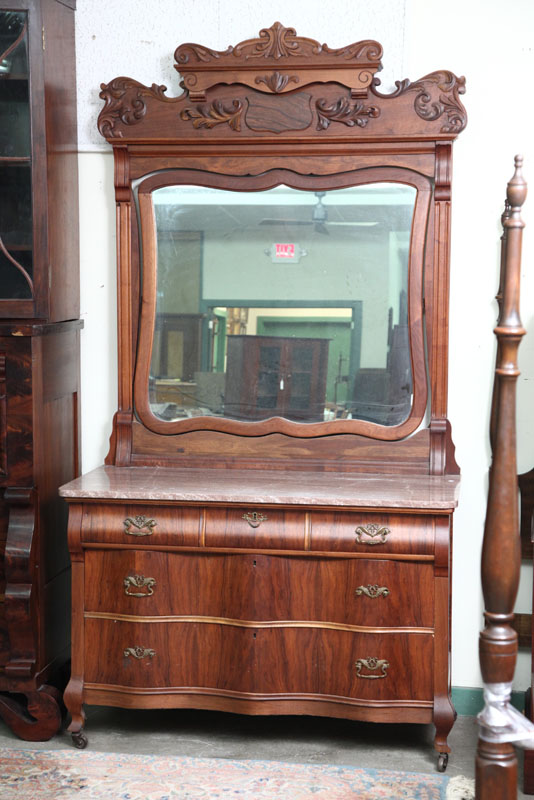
[
  {"left": 61, "top": 23, "right": 466, "bottom": 767},
  {"left": 476, "top": 157, "right": 534, "bottom": 798}
]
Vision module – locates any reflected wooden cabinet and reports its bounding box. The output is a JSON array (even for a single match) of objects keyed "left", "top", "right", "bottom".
[
  {"left": 0, "top": 0, "right": 81, "bottom": 741},
  {"left": 61, "top": 23, "right": 466, "bottom": 769},
  {"left": 225, "top": 335, "right": 329, "bottom": 421}
]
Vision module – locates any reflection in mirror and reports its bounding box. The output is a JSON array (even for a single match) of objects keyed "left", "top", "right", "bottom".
[{"left": 147, "top": 183, "right": 416, "bottom": 426}]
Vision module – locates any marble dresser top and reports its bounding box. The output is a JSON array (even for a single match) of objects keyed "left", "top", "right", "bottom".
[{"left": 60, "top": 466, "right": 460, "bottom": 510}]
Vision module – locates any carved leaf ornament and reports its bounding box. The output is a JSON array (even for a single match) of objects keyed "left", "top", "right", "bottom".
[
  {"left": 316, "top": 97, "right": 380, "bottom": 130},
  {"left": 255, "top": 71, "right": 299, "bottom": 93},
  {"left": 180, "top": 100, "right": 243, "bottom": 131}
]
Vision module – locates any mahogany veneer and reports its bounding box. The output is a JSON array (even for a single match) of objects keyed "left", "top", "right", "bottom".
[
  {"left": 62, "top": 465, "right": 458, "bottom": 762},
  {"left": 61, "top": 23, "right": 465, "bottom": 768},
  {"left": 0, "top": 0, "right": 81, "bottom": 740}
]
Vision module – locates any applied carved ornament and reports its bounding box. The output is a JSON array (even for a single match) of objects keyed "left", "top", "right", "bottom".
[
  {"left": 180, "top": 99, "right": 244, "bottom": 130},
  {"left": 175, "top": 22, "right": 382, "bottom": 64},
  {"left": 371, "top": 70, "right": 467, "bottom": 133},
  {"left": 98, "top": 78, "right": 171, "bottom": 138},
  {"left": 255, "top": 71, "right": 299, "bottom": 92},
  {"left": 316, "top": 97, "right": 380, "bottom": 130}
]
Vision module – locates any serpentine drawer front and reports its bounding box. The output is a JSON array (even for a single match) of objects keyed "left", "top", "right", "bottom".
[
  {"left": 203, "top": 507, "right": 306, "bottom": 549},
  {"left": 83, "top": 550, "right": 435, "bottom": 627},
  {"left": 310, "top": 511, "right": 435, "bottom": 555},
  {"left": 83, "top": 618, "right": 434, "bottom": 702},
  {"left": 80, "top": 504, "right": 201, "bottom": 546}
]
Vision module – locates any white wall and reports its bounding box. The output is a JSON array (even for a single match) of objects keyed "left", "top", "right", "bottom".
[{"left": 74, "top": 0, "right": 534, "bottom": 690}]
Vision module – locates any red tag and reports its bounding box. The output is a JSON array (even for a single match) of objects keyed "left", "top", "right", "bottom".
[{"left": 275, "top": 243, "right": 295, "bottom": 259}]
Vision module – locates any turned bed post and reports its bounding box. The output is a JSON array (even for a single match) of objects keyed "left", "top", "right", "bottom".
[{"left": 476, "top": 156, "right": 528, "bottom": 798}]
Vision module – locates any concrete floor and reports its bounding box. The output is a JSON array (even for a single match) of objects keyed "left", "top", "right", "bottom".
[{"left": 0, "top": 707, "right": 528, "bottom": 797}]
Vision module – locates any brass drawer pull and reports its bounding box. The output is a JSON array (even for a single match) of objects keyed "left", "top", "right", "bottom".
[
  {"left": 124, "top": 646, "right": 156, "bottom": 660},
  {"left": 242, "top": 511, "right": 268, "bottom": 528},
  {"left": 123, "top": 515, "right": 157, "bottom": 536},
  {"left": 355, "top": 584, "right": 389, "bottom": 599},
  {"left": 355, "top": 523, "right": 390, "bottom": 545},
  {"left": 355, "top": 657, "right": 389, "bottom": 679},
  {"left": 124, "top": 575, "right": 157, "bottom": 597}
]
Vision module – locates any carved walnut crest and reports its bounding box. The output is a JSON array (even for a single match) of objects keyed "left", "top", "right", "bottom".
[
  {"left": 371, "top": 70, "right": 467, "bottom": 133},
  {"left": 96, "top": 25, "right": 466, "bottom": 139},
  {"left": 98, "top": 78, "right": 171, "bottom": 138}
]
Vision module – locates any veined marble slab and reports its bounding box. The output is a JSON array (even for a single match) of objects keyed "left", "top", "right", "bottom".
[{"left": 60, "top": 466, "right": 460, "bottom": 510}]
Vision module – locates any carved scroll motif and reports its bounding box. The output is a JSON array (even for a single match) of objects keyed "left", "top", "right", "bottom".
[
  {"left": 316, "top": 97, "right": 380, "bottom": 130},
  {"left": 180, "top": 99, "right": 243, "bottom": 130},
  {"left": 98, "top": 78, "right": 171, "bottom": 138},
  {"left": 176, "top": 23, "right": 382, "bottom": 64},
  {"left": 371, "top": 71, "right": 467, "bottom": 133},
  {"left": 175, "top": 43, "right": 233, "bottom": 65}
]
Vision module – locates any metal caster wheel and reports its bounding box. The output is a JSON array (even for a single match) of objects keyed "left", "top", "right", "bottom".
[
  {"left": 437, "top": 752, "right": 448, "bottom": 772},
  {"left": 72, "top": 731, "right": 88, "bottom": 749}
]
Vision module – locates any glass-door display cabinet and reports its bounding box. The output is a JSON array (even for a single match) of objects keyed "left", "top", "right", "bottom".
[
  {"left": 0, "top": 0, "right": 81, "bottom": 740},
  {"left": 60, "top": 23, "right": 466, "bottom": 769}
]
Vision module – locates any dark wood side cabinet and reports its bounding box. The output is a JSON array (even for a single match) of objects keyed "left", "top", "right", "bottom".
[
  {"left": 225, "top": 335, "right": 329, "bottom": 421},
  {"left": 0, "top": 0, "right": 81, "bottom": 740},
  {"left": 61, "top": 23, "right": 466, "bottom": 769}
]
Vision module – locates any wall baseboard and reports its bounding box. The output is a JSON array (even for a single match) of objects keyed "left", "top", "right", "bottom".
[{"left": 452, "top": 686, "right": 525, "bottom": 716}]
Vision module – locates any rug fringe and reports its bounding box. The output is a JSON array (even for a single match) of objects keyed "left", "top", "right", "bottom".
[{"left": 446, "top": 775, "right": 475, "bottom": 799}]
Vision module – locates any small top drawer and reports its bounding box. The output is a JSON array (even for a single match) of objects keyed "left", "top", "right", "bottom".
[
  {"left": 310, "top": 511, "right": 436, "bottom": 555},
  {"left": 80, "top": 503, "right": 201, "bottom": 546},
  {"left": 204, "top": 507, "right": 306, "bottom": 549}
]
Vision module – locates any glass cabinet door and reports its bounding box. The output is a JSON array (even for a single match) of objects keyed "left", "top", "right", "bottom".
[{"left": 0, "top": 11, "right": 33, "bottom": 300}]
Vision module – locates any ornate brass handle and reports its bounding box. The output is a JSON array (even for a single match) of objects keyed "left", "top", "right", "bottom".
[
  {"left": 242, "top": 511, "right": 268, "bottom": 528},
  {"left": 355, "top": 584, "right": 389, "bottom": 599},
  {"left": 355, "top": 523, "right": 390, "bottom": 545},
  {"left": 123, "top": 515, "right": 157, "bottom": 536},
  {"left": 124, "top": 575, "right": 156, "bottom": 597},
  {"left": 124, "top": 646, "right": 156, "bottom": 659},
  {"left": 354, "top": 657, "right": 389, "bottom": 679}
]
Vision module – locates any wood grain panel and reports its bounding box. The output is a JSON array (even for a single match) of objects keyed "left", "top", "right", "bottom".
[
  {"left": 0, "top": 337, "right": 33, "bottom": 486},
  {"left": 204, "top": 508, "right": 305, "bottom": 549},
  {"left": 84, "top": 618, "right": 433, "bottom": 701},
  {"left": 131, "top": 425, "right": 431, "bottom": 474},
  {"left": 80, "top": 504, "right": 201, "bottom": 546},
  {"left": 310, "top": 511, "right": 436, "bottom": 555},
  {"left": 84, "top": 550, "right": 434, "bottom": 627}
]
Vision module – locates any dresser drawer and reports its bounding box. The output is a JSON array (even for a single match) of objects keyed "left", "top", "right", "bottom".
[
  {"left": 84, "top": 550, "right": 434, "bottom": 628},
  {"left": 84, "top": 619, "right": 433, "bottom": 702},
  {"left": 80, "top": 503, "right": 201, "bottom": 546},
  {"left": 310, "top": 511, "right": 436, "bottom": 555},
  {"left": 204, "top": 507, "right": 305, "bottom": 549}
]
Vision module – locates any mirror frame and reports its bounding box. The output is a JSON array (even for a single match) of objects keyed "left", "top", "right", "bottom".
[
  {"left": 135, "top": 166, "right": 431, "bottom": 440},
  {"left": 97, "top": 22, "right": 466, "bottom": 471}
]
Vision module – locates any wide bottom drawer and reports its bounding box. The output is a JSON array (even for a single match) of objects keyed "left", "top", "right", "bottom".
[
  {"left": 84, "top": 550, "right": 435, "bottom": 628},
  {"left": 84, "top": 619, "right": 433, "bottom": 701}
]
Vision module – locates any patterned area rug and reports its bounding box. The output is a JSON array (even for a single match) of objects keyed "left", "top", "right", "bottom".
[{"left": 0, "top": 747, "right": 475, "bottom": 799}]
